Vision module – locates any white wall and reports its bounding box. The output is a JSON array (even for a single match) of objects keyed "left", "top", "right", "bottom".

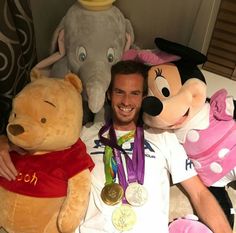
[
  {"left": 115, "top": 0, "right": 203, "bottom": 50},
  {"left": 202, "top": 69, "right": 236, "bottom": 99},
  {"left": 31, "top": 0, "right": 216, "bottom": 60},
  {"left": 188, "top": 0, "right": 221, "bottom": 53},
  {"left": 30, "top": 0, "right": 74, "bottom": 60}
]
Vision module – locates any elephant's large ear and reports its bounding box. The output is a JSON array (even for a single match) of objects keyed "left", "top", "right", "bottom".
[
  {"left": 124, "top": 19, "right": 135, "bottom": 51},
  {"left": 50, "top": 18, "right": 65, "bottom": 53}
]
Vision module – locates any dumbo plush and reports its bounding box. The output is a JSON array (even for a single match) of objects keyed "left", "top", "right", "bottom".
[{"left": 36, "top": 0, "right": 134, "bottom": 123}]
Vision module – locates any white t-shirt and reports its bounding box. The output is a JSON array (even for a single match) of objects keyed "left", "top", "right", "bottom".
[{"left": 77, "top": 122, "right": 197, "bottom": 233}]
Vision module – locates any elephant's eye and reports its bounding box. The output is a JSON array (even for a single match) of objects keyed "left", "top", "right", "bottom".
[
  {"left": 77, "top": 47, "right": 87, "bottom": 62},
  {"left": 107, "top": 48, "right": 115, "bottom": 63}
]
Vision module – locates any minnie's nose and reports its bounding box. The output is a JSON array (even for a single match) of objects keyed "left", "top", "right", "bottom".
[{"left": 142, "top": 96, "right": 163, "bottom": 116}]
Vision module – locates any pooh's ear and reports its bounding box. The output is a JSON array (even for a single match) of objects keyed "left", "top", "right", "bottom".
[
  {"left": 65, "top": 73, "right": 83, "bottom": 94},
  {"left": 30, "top": 68, "right": 43, "bottom": 82}
]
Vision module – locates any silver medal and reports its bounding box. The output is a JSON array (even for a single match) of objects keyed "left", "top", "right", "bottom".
[{"left": 125, "top": 182, "right": 148, "bottom": 206}]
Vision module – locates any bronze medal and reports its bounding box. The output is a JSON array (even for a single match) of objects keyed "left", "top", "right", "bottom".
[{"left": 101, "top": 183, "right": 124, "bottom": 205}]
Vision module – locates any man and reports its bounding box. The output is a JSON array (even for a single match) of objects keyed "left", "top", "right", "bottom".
[
  {"left": 0, "top": 60, "right": 233, "bottom": 233},
  {"left": 77, "top": 60, "right": 232, "bottom": 233}
]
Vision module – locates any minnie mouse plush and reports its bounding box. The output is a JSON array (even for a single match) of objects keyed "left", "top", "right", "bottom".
[{"left": 142, "top": 37, "right": 236, "bottom": 228}]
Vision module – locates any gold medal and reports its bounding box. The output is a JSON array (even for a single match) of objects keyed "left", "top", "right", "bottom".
[
  {"left": 125, "top": 182, "right": 148, "bottom": 207},
  {"left": 101, "top": 183, "right": 124, "bottom": 205},
  {"left": 112, "top": 204, "right": 137, "bottom": 231}
]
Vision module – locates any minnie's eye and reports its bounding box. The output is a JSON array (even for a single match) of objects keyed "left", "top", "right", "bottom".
[
  {"left": 77, "top": 47, "right": 87, "bottom": 62},
  {"left": 161, "top": 87, "right": 170, "bottom": 97},
  {"left": 41, "top": 118, "right": 47, "bottom": 124},
  {"left": 154, "top": 69, "right": 170, "bottom": 97}
]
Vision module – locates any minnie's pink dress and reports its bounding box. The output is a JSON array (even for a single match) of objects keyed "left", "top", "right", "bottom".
[{"left": 176, "top": 89, "right": 236, "bottom": 186}]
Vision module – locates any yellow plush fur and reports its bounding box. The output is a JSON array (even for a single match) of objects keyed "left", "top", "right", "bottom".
[{"left": 0, "top": 69, "right": 92, "bottom": 233}]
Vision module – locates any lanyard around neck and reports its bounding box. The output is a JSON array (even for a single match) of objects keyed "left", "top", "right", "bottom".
[
  {"left": 103, "top": 130, "right": 135, "bottom": 186},
  {"left": 99, "top": 121, "right": 145, "bottom": 193}
]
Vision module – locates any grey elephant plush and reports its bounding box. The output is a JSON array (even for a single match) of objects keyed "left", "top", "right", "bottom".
[{"left": 36, "top": 0, "right": 134, "bottom": 123}]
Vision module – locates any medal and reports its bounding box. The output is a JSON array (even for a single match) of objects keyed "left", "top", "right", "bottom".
[
  {"left": 125, "top": 182, "right": 148, "bottom": 207},
  {"left": 99, "top": 121, "right": 146, "bottom": 209},
  {"left": 101, "top": 183, "right": 124, "bottom": 206},
  {"left": 112, "top": 204, "right": 137, "bottom": 231}
]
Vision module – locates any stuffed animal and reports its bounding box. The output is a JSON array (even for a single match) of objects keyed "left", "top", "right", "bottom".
[
  {"left": 142, "top": 38, "right": 236, "bottom": 228},
  {"left": 122, "top": 48, "right": 180, "bottom": 65},
  {"left": 169, "top": 216, "right": 213, "bottom": 233},
  {"left": 35, "top": 0, "right": 134, "bottom": 124},
  {"left": 0, "top": 69, "right": 95, "bottom": 233}
]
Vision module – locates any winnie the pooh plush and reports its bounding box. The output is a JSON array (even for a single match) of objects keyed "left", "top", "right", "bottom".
[{"left": 0, "top": 69, "right": 95, "bottom": 233}]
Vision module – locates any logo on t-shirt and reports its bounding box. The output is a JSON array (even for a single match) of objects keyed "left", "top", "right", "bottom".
[
  {"left": 91, "top": 139, "right": 156, "bottom": 159},
  {"left": 185, "top": 158, "right": 194, "bottom": 171}
]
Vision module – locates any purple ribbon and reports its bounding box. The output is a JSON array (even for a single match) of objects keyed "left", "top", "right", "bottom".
[{"left": 99, "top": 121, "right": 145, "bottom": 203}]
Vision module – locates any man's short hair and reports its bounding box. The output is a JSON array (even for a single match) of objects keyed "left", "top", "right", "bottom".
[{"left": 109, "top": 60, "right": 149, "bottom": 96}]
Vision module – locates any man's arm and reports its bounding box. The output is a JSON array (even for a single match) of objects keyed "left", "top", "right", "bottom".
[
  {"left": 0, "top": 135, "right": 17, "bottom": 180},
  {"left": 181, "top": 175, "right": 232, "bottom": 233}
]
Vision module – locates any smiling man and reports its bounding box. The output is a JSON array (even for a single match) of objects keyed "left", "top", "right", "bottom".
[{"left": 107, "top": 61, "right": 148, "bottom": 131}]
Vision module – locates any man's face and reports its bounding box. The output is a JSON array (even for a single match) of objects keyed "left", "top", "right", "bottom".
[{"left": 108, "top": 73, "right": 144, "bottom": 130}]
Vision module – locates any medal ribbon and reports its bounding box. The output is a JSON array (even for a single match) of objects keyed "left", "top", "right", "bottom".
[
  {"left": 109, "top": 127, "right": 136, "bottom": 191},
  {"left": 100, "top": 120, "right": 128, "bottom": 186},
  {"left": 103, "top": 130, "right": 134, "bottom": 185},
  {"left": 133, "top": 125, "right": 145, "bottom": 185},
  {"left": 99, "top": 121, "right": 145, "bottom": 202}
]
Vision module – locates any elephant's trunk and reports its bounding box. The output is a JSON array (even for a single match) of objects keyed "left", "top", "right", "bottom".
[{"left": 79, "top": 62, "right": 111, "bottom": 113}]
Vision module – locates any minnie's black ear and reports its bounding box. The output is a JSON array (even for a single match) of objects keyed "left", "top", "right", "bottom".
[{"left": 155, "top": 37, "right": 207, "bottom": 65}]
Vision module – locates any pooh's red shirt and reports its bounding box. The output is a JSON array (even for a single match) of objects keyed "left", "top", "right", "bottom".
[{"left": 0, "top": 139, "right": 94, "bottom": 197}]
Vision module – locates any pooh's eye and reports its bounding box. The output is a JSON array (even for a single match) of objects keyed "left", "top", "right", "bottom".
[
  {"left": 107, "top": 48, "right": 115, "bottom": 63},
  {"left": 40, "top": 118, "right": 47, "bottom": 124},
  {"left": 154, "top": 68, "right": 170, "bottom": 98},
  {"left": 77, "top": 46, "right": 87, "bottom": 62}
]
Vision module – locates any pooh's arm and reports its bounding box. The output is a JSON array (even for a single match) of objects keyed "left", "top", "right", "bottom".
[{"left": 57, "top": 169, "right": 92, "bottom": 233}]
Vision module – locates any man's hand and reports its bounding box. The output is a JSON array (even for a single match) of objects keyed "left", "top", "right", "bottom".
[{"left": 0, "top": 135, "right": 17, "bottom": 181}]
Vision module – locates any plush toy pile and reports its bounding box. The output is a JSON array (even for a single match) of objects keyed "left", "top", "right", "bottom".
[
  {"left": 142, "top": 37, "right": 236, "bottom": 229},
  {"left": 0, "top": 69, "right": 94, "bottom": 233}
]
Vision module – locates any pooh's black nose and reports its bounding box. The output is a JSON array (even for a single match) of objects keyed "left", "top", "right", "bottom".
[
  {"left": 142, "top": 96, "right": 163, "bottom": 116},
  {"left": 8, "top": 124, "right": 25, "bottom": 136}
]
